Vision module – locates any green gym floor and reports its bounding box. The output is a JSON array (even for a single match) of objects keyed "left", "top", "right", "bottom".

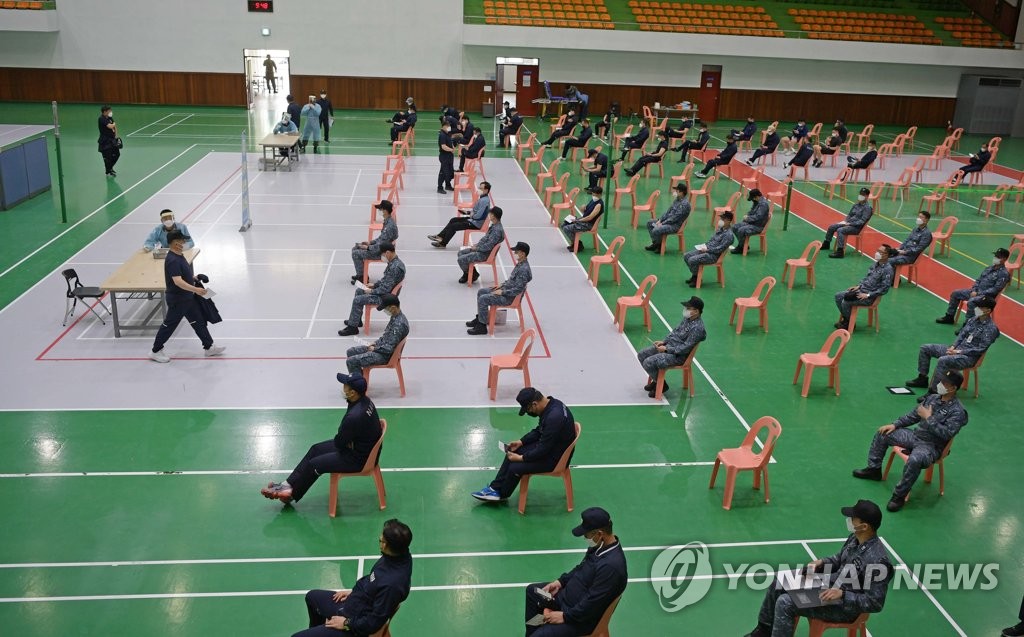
[{"left": 0, "top": 102, "right": 1021, "bottom": 636}]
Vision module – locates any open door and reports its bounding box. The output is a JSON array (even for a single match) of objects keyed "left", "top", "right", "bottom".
[
  {"left": 243, "top": 49, "right": 290, "bottom": 111},
  {"left": 495, "top": 57, "right": 540, "bottom": 116},
  {"left": 697, "top": 65, "right": 721, "bottom": 123}
]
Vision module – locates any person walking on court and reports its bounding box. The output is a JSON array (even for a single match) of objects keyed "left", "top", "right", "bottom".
[
  {"left": 344, "top": 294, "right": 409, "bottom": 375},
  {"left": 261, "top": 373, "right": 382, "bottom": 505},
  {"left": 263, "top": 54, "right": 277, "bottom": 93},
  {"left": 468, "top": 242, "right": 532, "bottom": 335},
  {"left": 149, "top": 230, "right": 224, "bottom": 363},
  {"left": 637, "top": 296, "right": 706, "bottom": 397},
  {"left": 97, "top": 105, "right": 120, "bottom": 178},
  {"left": 316, "top": 89, "right": 334, "bottom": 143},
  {"left": 471, "top": 387, "right": 576, "bottom": 502},
  {"left": 935, "top": 247, "right": 1010, "bottom": 324},
  {"left": 437, "top": 120, "right": 457, "bottom": 193},
  {"left": 300, "top": 95, "right": 322, "bottom": 153},
  {"left": 457, "top": 207, "right": 504, "bottom": 284},
  {"left": 644, "top": 183, "right": 690, "bottom": 252},
  {"left": 683, "top": 212, "right": 734, "bottom": 287},
  {"left": 291, "top": 520, "right": 413, "bottom": 636},
  {"left": 339, "top": 243, "right": 405, "bottom": 337},
  {"left": 522, "top": 507, "right": 627, "bottom": 636},
  {"left": 351, "top": 200, "right": 398, "bottom": 284}
]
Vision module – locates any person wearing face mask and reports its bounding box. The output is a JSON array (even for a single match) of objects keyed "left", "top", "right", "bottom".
[
  {"left": 846, "top": 139, "right": 878, "bottom": 171},
  {"left": 731, "top": 116, "right": 757, "bottom": 143},
  {"left": 143, "top": 209, "right": 194, "bottom": 251},
  {"left": 811, "top": 127, "right": 843, "bottom": 168},
  {"left": 730, "top": 189, "right": 771, "bottom": 254},
  {"left": 617, "top": 118, "right": 650, "bottom": 162},
  {"left": 500, "top": 107, "right": 524, "bottom": 147},
  {"left": 935, "top": 247, "right": 1011, "bottom": 324},
  {"left": 644, "top": 183, "right": 691, "bottom": 252},
  {"left": 853, "top": 371, "right": 968, "bottom": 512},
  {"left": 523, "top": 507, "right": 627, "bottom": 636},
  {"left": 539, "top": 109, "right": 578, "bottom": 148},
  {"left": 299, "top": 95, "right": 322, "bottom": 153},
  {"left": 315, "top": 89, "right": 334, "bottom": 143},
  {"left": 293, "top": 519, "right": 412, "bottom": 636},
  {"left": 562, "top": 187, "right": 604, "bottom": 253},
  {"left": 582, "top": 148, "right": 608, "bottom": 193},
  {"left": 560, "top": 118, "right": 593, "bottom": 161},
  {"left": 339, "top": 244, "right": 405, "bottom": 337},
  {"left": 782, "top": 136, "right": 814, "bottom": 171},
  {"left": 457, "top": 127, "right": 487, "bottom": 173},
  {"left": 343, "top": 294, "right": 409, "bottom": 375},
  {"left": 458, "top": 207, "right": 505, "bottom": 284},
  {"left": 470, "top": 387, "right": 575, "bottom": 502},
  {"left": 745, "top": 124, "right": 780, "bottom": 166},
  {"left": 907, "top": 297, "right": 999, "bottom": 391},
  {"left": 744, "top": 500, "right": 893, "bottom": 637},
  {"left": 437, "top": 120, "right": 457, "bottom": 194},
  {"left": 888, "top": 211, "right": 932, "bottom": 267},
  {"left": 623, "top": 129, "right": 669, "bottom": 177},
  {"left": 954, "top": 142, "right": 991, "bottom": 180},
  {"left": 638, "top": 296, "right": 706, "bottom": 397},
  {"left": 273, "top": 111, "right": 298, "bottom": 135},
  {"left": 695, "top": 134, "right": 738, "bottom": 178},
  {"left": 97, "top": 105, "right": 120, "bottom": 178},
  {"left": 468, "top": 242, "right": 532, "bottom": 335},
  {"left": 388, "top": 105, "right": 417, "bottom": 144},
  {"left": 286, "top": 94, "right": 302, "bottom": 132},
  {"left": 261, "top": 373, "right": 382, "bottom": 505},
  {"left": 674, "top": 122, "right": 709, "bottom": 163},
  {"left": 779, "top": 118, "right": 808, "bottom": 155},
  {"left": 832, "top": 245, "right": 895, "bottom": 330},
  {"left": 683, "top": 211, "right": 734, "bottom": 287},
  {"left": 351, "top": 200, "right": 399, "bottom": 285},
  {"left": 821, "top": 187, "right": 873, "bottom": 259},
  {"left": 428, "top": 181, "right": 492, "bottom": 248}
]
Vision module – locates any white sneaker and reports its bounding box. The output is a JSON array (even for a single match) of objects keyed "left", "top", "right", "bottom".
[
  {"left": 149, "top": 350, "right": 171, "bottom": 363},
  {"left": 205, "top": 345, "right": 226, "bottom": 357}
]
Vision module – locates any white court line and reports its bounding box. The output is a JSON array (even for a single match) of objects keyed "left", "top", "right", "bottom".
[
  {"left": 125, "top": 113, "right": 176, "bottom": 137},
  {"left": 151, "top": 113, "right": 194, "bottom": 137},
  {"left": 878, "top": 536, "right": 967, "bottom": 637},
  {"left": 347, "top": 168, "right": 362, "bottom": 205},
  {"left": 0, "top": 461, "right": 716, "bottom": 479},
  {"left": 306, "top": 249, "right": 336, "bottom": 338},
  {"left": 0, "top": 144, "right": 199, "bottom": 283}
]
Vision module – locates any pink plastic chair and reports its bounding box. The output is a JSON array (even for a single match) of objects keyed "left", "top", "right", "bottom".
[
  {"left": 518, "top": 422, "right": 581, "bottom": 514},
  {"left": 847, "top": 295, "right": 882, "bottom": 334},
  {"left": 695, "top": 249, "right": 727, "bottom": 289},
  {"left": 467, "top": 243, "right": 502, "bottom": 287},
  {"left": 652, "top": 343, "right": 700, "bottom": 400},
  {"left": 927, "top": 216, "right": 958, "bottom": 258},
  {"left": 614, "top": 274, "right": 656, "bottom": 332},
  {"left": 689, "top": 174, "right": 717, "bottom": 210},
  {"left": 630, "top": 189, "right": 661, "bottom": 229},
  {"left": 708, "top": 415, "right": 782, "bottom": 510},
  {"left": 730, "top": 276, "right": 776, "bottom": 334},
  {"left": 588, "top": 236, "right": 626, "bottom": 286},
  {"left": 781, "top": 240, "right": 822, "bottom": 289},
  {"left": 795, "top": 613, "right": 870, "bottom": 637},
  {"left": 362, "top": 339, "right": 407, "bottom": 398},
  {"left": 793, "top": 329, "right": 851, "bottom": 397},
  {"left": 488, "top": 329, "right": 535, "bottom": 401},
  {"left": 487, "top": 292, "right": 525, "bottom": 335},
  {"left": 884, "top": 439, "right": 954, "bottom": 501},
  {"left": 328, "top": 419, "right": 387, "bottom": 517}
]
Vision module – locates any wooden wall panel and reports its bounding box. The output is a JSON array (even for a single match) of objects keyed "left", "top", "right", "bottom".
[{"left": 0, "top": 68, "right": 955, "bottom": 126}]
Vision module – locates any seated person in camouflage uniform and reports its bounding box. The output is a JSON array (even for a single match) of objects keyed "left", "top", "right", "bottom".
[{"left": 344, "top": 294, "right": 409, "bottom": 375}]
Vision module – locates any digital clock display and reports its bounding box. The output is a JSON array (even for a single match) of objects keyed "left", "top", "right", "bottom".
[{"left": 248, "top": 0, "right": 273, "bottom": 12}]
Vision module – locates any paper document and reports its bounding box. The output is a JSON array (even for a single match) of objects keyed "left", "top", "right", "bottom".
[
  {"left": 526, "top": 614, "right": 545, "bottom": 627},
  {"left": 695, "top": 243, "right": 707, "bottom": 251},
  {"left": 355, "top": 281, "right": 370, "bottom": 291},
  {"left": 533, "top": 587, "right": 553, "bottom": 601},
  {"left": 564, "top": 215, "right": 576, "bottom": 223},
  {"left": 498, "top": 441, "right": 511, "bottom": 453},
  {"left": 354, "top": 337, "right": 373, "bottom": 347},
  {"left": 201, "top": 288, "right": 217, "bottom": 298}
]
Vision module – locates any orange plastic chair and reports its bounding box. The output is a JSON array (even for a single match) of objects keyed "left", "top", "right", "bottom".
[
  {"left": 695, "top": 249, "right": 727, "bottom": 288},
  {"left": 535, "top": 158, "right": 562, "bottom": 191},
  {"left": 741, "top": 165, "right": 764, "bottom": 193},
  {"left": 630, "top": 189, "right": 660, "bottom": 229},
  {"left": 865, "top": 181, "right": 885, "bottom": 213},
  {"left": 689, "top": 174, "right": 717, "bottom": 210},
  {"left": 523, "top": 145, "right": 547, "bottom": 176},
  {"left": 376, "top": 173, "right": 402, "bottom": 204},
  {"left": 487, "top": 292, "right": 525, "bottom": 335},
  {"left": 892, "top": 258, "right": 920, "bottom": 289},
  {"left": 1005, "top": 242, "right": 1024, "bottom": 289},
  {"left": 613, "top": 124, "right": 634, "bottom": 150},
  {"left": 578, "top": 595, "right": 621, "bottom": 637},
  {"left": 793, "top": 329, "right": 851, "bottom": 397},
  {"left": 368, "top": 604, "right": 400, "bottom": 637},
  {"left": 614, "top": 274, "right": 656, "bottom": 332},
  {"left": 712, "top": 191, "right": 741, "bottom": 228},
  {"left": 883, "top": 439, "right": 954, "bottom": 500},
  {"left": 854, "top": 124, "right": 874, "bottom": 151},
  {"left": 670, "top": 161, "right": 695, "bottom": 191},
  {"left": 382, "top": 155, "right": 406, "bottom": 190},
  {"left": 905, "top": 125, "right": 918, "bottom": 150},
  {"left": 730, "top": 276, "right": 776, "bottom": 334},
  {"left": 887, "top": 167, "right": 913, "bottom": 202},
  {"left": 741, "top": 209, "right": 772, "bottom": 255},
  {"left": 613, "top": 172, "right": 641, "bottom": 210},
  {"left": 463, "top": 214, "right": 490, "bottom": 247},
  {"left": 544, "top": 172, "right": 570, "bottom": 208},
  {"left": 927, "top": 216, "right": 958, "bottom": 258},
  {"left": 518, "top": 421, "right": 581, "bottom": 514},
  {"left": 363, "top": 338, "right": 408, "bottom": 397},
  {"left": 651, "top": 343, "right": 700, "bottom": 399},
  {"left": 959, "top": 350, "right": 988, "bottom": 398},
  {"left": 363, "top": 281, "right": 404, "bottom": 332},
  {"left": 847, "top": 295, "right": 882, "bottom": 334},
  {"left": 794, "top": 613, "right": 871, "bottom": 637},
  {"left": 468, "top": 243, "right": 502, "bottom": 287},
  {"left": 978, "top": 183, "right": 1010, "bottom": 218},
  {"left": 453, "top": 169, "right": 478, "bottom": 206},
  {"left": 516, "top": 132, "right": 538, "bottom": 162},
  {"left": 588, "top": 236, "right": 626, "bottom": 286},
  {"left": 825, "top": 167, "right": 853, "bottom": 200},
  {"left": 487, "top": 329, "right": 535, "bottom": 400},
  {"left": 551, "top": 186, "right": 580, "bottom": 225},
  {"left": 464, "top": 149, "right": 486, "bottom": 180},
  {"left": 919, "top": 186, "right": 948, "bottom": 217},
  {"left": 660, "top": 214, "right": 689, "bottom": 255},
  {"left": 708, "top": 415, "right": 782, "bottom": 509},
  {"left": 328, "top": 419, "right": 387, "bottom": 517}
]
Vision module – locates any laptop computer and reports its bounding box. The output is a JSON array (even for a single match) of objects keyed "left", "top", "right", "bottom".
[{"left": 781, "top": 571, "right": 842, "bottom": 609}]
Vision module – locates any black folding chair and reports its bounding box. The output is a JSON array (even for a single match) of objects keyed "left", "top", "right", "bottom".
[{"left": 61, "top": 268, "right": 110, "bottom": 326}]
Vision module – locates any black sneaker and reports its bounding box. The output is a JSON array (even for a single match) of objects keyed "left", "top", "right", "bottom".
[
  {"left": 905, "top": 375, "right": 929, "bottom": 388},
  {"left": 445, "top": 185, "right": 455, "bottom": 191},
  {"left": 744, "top": 624, "right": 772, "bottom": 637},
  {"left": 1001, "top": 621, "right": 1024, "bottom": 637},
  {"left": 338, "top": 326, "right": 359, "bottom": 337},
  {"left": 466, "top": 317, "right": 483, "bottom": 327},
  {"left": 458, "top": 274, "right": 468, "bottom": 283},
  {"left": 834, "top": 320, "right": 849, "bottom": 329},
  {"left": 471, "top": 270, "right": 480, "bottom": 283},
  {"left": 852, "top": 467, "right": 883, "bottom": 481},
  {"left": 827, "top": 250, "right": 845, "bottom": 259},
  {"left": 644, "top": 379, "right": 657, "bottom": 392},
  {"left": 437, "top": 187, "right": 446, "bottom": 194},
  {"left": 935, "top": 315, "right": 955, "bottom": 324},
  {"left": 886, "top": 496, "right": 906, "bottom": 512},
  {"left": 467, "top": 324, "right": 488, "bottom": 335},
  {"left": 644, "top": 244, "right": 659, "bottom": 252},
  {"left": 350, "top": 275, "right": 359, "bottom": 285}
]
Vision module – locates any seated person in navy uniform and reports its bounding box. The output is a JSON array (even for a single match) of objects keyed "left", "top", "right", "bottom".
[
  {"left": 457, "top": 207, "right": 505, "bottom": 284},
  {"left": 541, "top": 109, "right": 578, "bottom": 147},
  {"left": 339, "top": 243, "right": 405, "bottom": 337},
  {"left": 261, "top": 374, "right": 382, "bottom": 505},
  {"left": 853, "top": 373, "right": 968, "bottom": 511},
  {"left": 746, "top": 124, "right": 780, "bottom": 166},
  {"left": 293, "top": 520, "right": 413, "bottom": 637},
  {"left": 468, "top": 241, "right": 532, "bottom": 335},
  {"left": 429, "top": 180, "right": 492, "bottom": 248},
  {"left": 780, "top": 118, "right": 808, "bottom": 155},
  {"left": 638, "top": 296, "right": 706, "bottom": 397},
  {"left": 523, "top": 507, "right": 628, "bottom": 637},
  {"left": 730, "top": 189, "right": 771, "bottom": 254},
  {"left": 500, "top": 107, "right": 524, "bottom": 146},
  {"left": 388, "top": 106, "right": 417, "bottom": 143},
  {"left": 684, "top": 212, "right": 734, "bottom": 287},
  {"left": 560, "top": 118, "right": 593, "bottom": 160},
  {"left": 888, "top": 212, "right": 932, "bottom": 266},
  {"left": 616, "top": 118, "right": 649, "bottom": 162},
  {"left": 561, "top": 189, "right": 604, "bottom": 253},
  {"left": 144, "top": 209, "right": 193, "bottom": 251},
  {"left": 695, "top": 134, "right": 738, "bottom": 178},
  {"left": 935, "top": 247, "right": 1010, "bottom": 323},
  {"left": 344, "top": 294, "right": 409, "bottom": 375},
  {"left": 744, "top": 500, "right": 893, "bottom": 637},
  {"left": 675, "top": 123, "right": 709, "bottom": 162},
  {"left": 623, "top": 129, "right": 669, "bottom": 176},
  {"left": 812, "top": 127, "right": 843, "bottom": 167},
  {"left": 471, "top": 387, "right": 576, "bottom": 501},
  {"left": 822, "top": 187, "right": 873, "bottom": 258},
  {"left": 783, "top": 136, "right": 814, "bottom": 170},
  {"left": 351, "top": 200, "right": 398, "bottom": 283},
  {"left": 458, "top": 127, "right": 486, "bottom": 172},
  {"left": 847, "top": 139, "right": 878, "bottom": 170},
  {"left": 582, "top": 149, "right": 608, "bottom": 193},
  {"left": 593, "top": 102, "right": 619, "bottom": 139},
  {"left": 645, "top": 183, "right": 690, "bottom": 252},
  {"left": 907, "top": 297, "right": 998, "bottom": 391},
  {"left": 954, "top": 142, "right": 992, "bottom": 179},
  {"left": 731, "top": 116, "right": 757, "bottom": 142},
  {"left": 833, "top": 246, "right": 895, "bottom": 329}
]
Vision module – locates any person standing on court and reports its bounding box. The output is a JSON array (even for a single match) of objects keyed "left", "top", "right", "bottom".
[
  {"left": 339, "top": 243, "right": 405, "bottom": 337},
  {"left": 344, "top": 294, "right": 409, "bottom": 375},
  {"left": 262, "top": 54, "right": 277, "bottom": 93},
  {"left": 471, "top": 387, "right": 576, "bottom": 502},
  {"left": 97, "top": 105, "right": 120, "bottom": 178},
  {"left": 457, "top": 207, "right": 504, "bottom": 284},
  {"left": 291, "top": 520, "right": 413, "bottom": 636},
  {"left": 644, "top": 183, "right": 690, "bottom": 252},
  {"left": 351, "top": 200, "right": 398, "bottom": 284},
  {"left": 730, "top": 189, "right": 771, "bottom": 254},
  {"left": 637, "top": 296, "right": 706, "bottom": 397},
  {"left": 300, "top": 96, "right": 322, "bottom": 153},
  {"left": 437, "top": 120, "right": 457, "bottom": 194},
  {"left": 149, "top": 230, "right": 225, "bottom": 363},
  {"left": 428, "top": 180, "right": 492, "bottom": 248},
  {"left": 316, "top": 89, "right": 334, "bottom": 143},
  {"left": 467, "top": 241, "right": 532, "bottom": 335},
  {"left": 286, "top": 94, "right": 302, "bottom": 132},
  {"left": 261, "top": 373, "right": 382, "bottom": 505},
  {"left": 523, "top": 507, "right": 627, "bottom": 636},
  {"left": 684, "top": 212, "right": 734, "bottom": 287},
  {"left": 143, "top": 209, "right": 194, "bottom": 252}
]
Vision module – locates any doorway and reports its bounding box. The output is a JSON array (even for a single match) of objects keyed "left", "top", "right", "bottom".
[
  {"left": 698, "top": 65, "right": 722, "bottom": 123},
  {"left": 243, "top": 49, "right": 290, "bottom": 113},
  {"left": 495, "top": 57, "right": 540, "bottom": 116}
]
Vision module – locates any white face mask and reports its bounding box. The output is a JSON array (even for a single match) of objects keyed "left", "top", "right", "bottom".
[
  {"left": 846, "top": 517, "right": 857, "bottom": 534},
  {"left": 973, "top": 307, "right": 985, "bottom": 318},
  {"left": 935, "top": 382, "right": 950, "bottom": 396},
  {"left": 592, "top": 196, "right": 600, "bottom": 202},
  {"left": 873, "top": 251, "right": 882, "bottom": 260},
  {"left": 162, "top": 220, "right": 174, "bottom": 229},
  {"left": 858, "top": 195, "right": 867, "bottom": 202},
  {"left": 993, "top": 258, "right": 1002, "bottom": 266},
  {"left": 320, "top": 94, "right": 326, "bottom": 98},
  {"left": 917, "top": 217, "right": 926, "bottom": 225},
  {"left": 585, "top": 533, "right": 601, "bottom": 548},
  {"left": 717, "top": 220, "right": 725, "bottom": 229}
]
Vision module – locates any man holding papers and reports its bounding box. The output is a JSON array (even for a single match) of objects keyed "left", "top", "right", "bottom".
[
  {"left": 339, "top": 243, "right": 405, "bottom": 337},
  {"left": 683, "top": 212, "right": 734, "bottom": 287},
  {"left": 561, "top": 187, "right": 604, "bottom": 253},
  {"left": 471, "top": 387, "right": 576, "bottom": 502},
  {"left": 744, "top": 500, "right": 893, "bottom": 637},
  {"left": 457, "top": 207, "right": 505, "bottom": 284},
  {"left": 637, "top": 296, "right": 706, "bottom": 398}
]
